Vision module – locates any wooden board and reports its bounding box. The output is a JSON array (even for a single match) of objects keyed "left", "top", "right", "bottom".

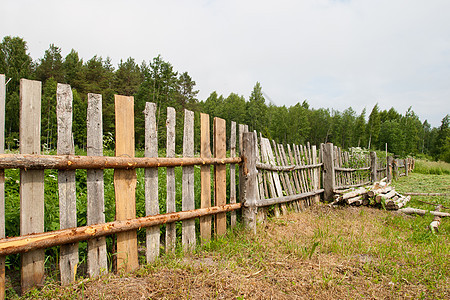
[
  {"left": 200, "top": 113, "right": 211, "bottom": 241},
  {"left": 56, "top": 84, "right": 78, "bottom": 284},
  {"left": 19, "top": 79, "right": 45, "bottom": 293},
  {"left": 114, "top": 95, "right": 138, "bottom": 272},
  {"left": 287, "top": 144, "right": 301, "bottom": 194},
  {"left": 144, "top": 102, "right": 159, "bottom": 262},
  {"left": 165, "top": 107, "right": 176, "bottom": 252},
  {"left": 182, "top": 109, "right": 195, "bottom": 250},
  {"left": 86, "top": 93, "right": 107, "bottom": 277},
  {"left": 0, "top": 74, "right": 4, "bottom": 299},
  {"left": 214, "top": 117, "right": 226, "bottom": 236},
  {"left": 229, "top": 122, "right": 237, "bottom": 227}
]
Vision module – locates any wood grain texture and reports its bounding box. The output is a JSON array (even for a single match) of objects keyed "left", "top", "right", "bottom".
[
  {"left": 86, "top": 93, "right": 107, "bottom": 277},
  {"left": 241, "top": 132, "right": 257, "bottom": 233},
  {"left": 57, "top": 84, "right": 78, "bottom": 285},
  {"left": 322, "top": 143, "right": 335, "bottom": 201},
  {"left": 19, "top": 79, "right": 45, "bottom": 293},
  {"left": 0, "top": 74, "right": 5, "bottom": 299},
  {"left": 200, "top": 113, "right": 212, "bottom": 241},
  {"left": 144, "top": 102, "right": 159, "bottom": 262},
  {"left": 114, "top": 95, "right": 138, "bottom": 272},
  {"left": 229, "top": 122, "right": 237, "bottom": 227},
  {"left": 165, "top": 107, "right": 176, "bottom": 252},
  {"left": 214, "top": 117, "right": 227, "bottom": 236},
  {"left": 182, "top": 109, "right": 195, "bottom": 250}
]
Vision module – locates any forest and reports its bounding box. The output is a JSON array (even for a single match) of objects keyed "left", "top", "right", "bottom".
[{"left": 1, "top": 36, "right": 449, "bottom": 162}]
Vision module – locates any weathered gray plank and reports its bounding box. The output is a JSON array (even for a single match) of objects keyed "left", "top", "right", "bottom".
[
  {"left": 254, "top": 131, "right": 266, "bottom": 222},
  {"left": 312, "top": 145, "right": 320, "bottom": 204},
  {"left": 57, "top": 83, "right": 78, "bottom": 285},
  {"left": 144, "top": 102, "right": 159, "bottom": 262},
  {"left": 230, "top": 121, "right": 237, "bottom": 227},
  {"left": 0, "top": 74, "right": 5, "bottom": 298},
  {"left": 182, "top": 109, "right": 195, "bottom": 250},
  {"left": 241, "top": 132, "right": 257, "bottom": 233},
  {"left": 19, "top": 79, "right": 45, "bottom": 293},
  {"left": 86, "top": 93, "right": 107, "bottom": 277},
  {"left": 166, "top": 107, "right": 176, "bottom": 252}
]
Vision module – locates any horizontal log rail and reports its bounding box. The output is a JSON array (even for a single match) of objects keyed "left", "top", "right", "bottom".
[
  {"left": 0, "top": 203, "right": 242, "bottom": 256},
  {"left": 0, "top": 154, "right": 242, "bottom": 170},
  {"left": 254, "top": 189, "right": 324, "bottom": 207},
  {"left": 334, "top": 166, "right": 370, "bottom": 172},
  {"left": 256, "top": 162, "right": 322, "bottom": 172},
  {"left": 334, "top": 181, "right": 371, "bottom": 191},
  {"left": 404, "top": 192, "right": 450, "bottom": 197}
]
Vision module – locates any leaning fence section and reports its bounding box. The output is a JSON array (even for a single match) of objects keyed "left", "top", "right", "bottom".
[{"left": 253, "top": 134, "right": 323, "bottom": 220}]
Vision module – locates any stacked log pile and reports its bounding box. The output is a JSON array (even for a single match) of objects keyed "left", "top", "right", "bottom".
[
  {"left": 331, "top": 178, "right": 411, "bottom": 210},
  {"left": 332, "top": 178, "right": 448, "bottom": 233}
]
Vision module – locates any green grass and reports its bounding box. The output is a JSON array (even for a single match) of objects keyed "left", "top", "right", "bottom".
[
  {"left": 3, "top": 147, "right": 240, "bottom": 292},
  {"left": 413, "top": 159, "right": 450, "bottom": 175}
]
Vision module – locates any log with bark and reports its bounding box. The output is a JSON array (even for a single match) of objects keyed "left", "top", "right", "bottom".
[
  {"left": 430, "top": 205, "right": 442, "bottom": 234},
  {"left": 398, "top": 207, "right": 450, "bottom": 217}
]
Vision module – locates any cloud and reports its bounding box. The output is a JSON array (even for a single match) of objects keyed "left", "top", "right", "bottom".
[{"left": 2, "top": 0, "right": 449, "bottom": 126}]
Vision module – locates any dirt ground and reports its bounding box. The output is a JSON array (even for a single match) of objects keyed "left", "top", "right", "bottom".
[{"left": 18, "top": 205, "right": 450, "bottom": 299}]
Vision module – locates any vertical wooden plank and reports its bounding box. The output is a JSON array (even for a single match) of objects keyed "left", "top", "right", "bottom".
[
  {"left": 19, "top": 79, "right": 44, "bottom": 293},
  {"left": 241, "top": 132, "right": 258, "bottom": 233},
  {"left": 238, "top": 124, "right": 246, "bottom": 205},
  {"left": 200, "top": 113, "right": 212, "bottom": 241},
  {"left": 312, "top": 145, "right": 320, "bottom": 204},
  {"left": 57, "top": 84, "right": 78, "bottom": 285},
  {"left": 166, "top": 107, "right": 176, "bottom": 252},
  {"left": 230, "top": 122, "right": 237, "bottom": 228},
  {"left": 144, "top": 102, "right": 159, "bottom": 262},
  {"left": 114, "top": 95, "right": 138, "bottom": 272},
  {"left": 287, "top": 144, "right": 301, "bottom": 194},
  {"left": 260, "top": 133, "right": 269, "bottom": 200},
  {"left": 254, "top": 131, "right": 266, "bottom": 222},
  {"left": 214, "top": 117, "right": 226, "bottom": 236},
  {"left": 182, "top": 109, "right": 195, "bottom": 250},
  {"left": 260, "top": 139, "right": 277, "bottom": 199},
  {"left": 294, "top": 145, "right": 306, "bottom": 193},
  {"left": 0, "top": 74, "right": 5, "bottom": 299},
  {"left": 322, "top": 143, "right": 335, "bottom": 201},
  {"left": 86, "top": 93, "right": 108, "bottom": 277}
]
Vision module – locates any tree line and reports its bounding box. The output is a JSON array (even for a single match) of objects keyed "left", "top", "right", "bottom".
[{"left": 1, "top": 36, "right": 449, "bottom": 162}]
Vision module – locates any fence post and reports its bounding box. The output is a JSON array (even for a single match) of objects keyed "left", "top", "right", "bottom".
[
  {"left": 386, "top": 156, "right": 393, "bottom": 183},
  {"left": 404, "top": 158, "right": 408, "bottom": 177},
  {"left": 241, "top": 132, "right": 257, "bottom": 233},
  {"left": 370, "top": 151, "right": 377, "bottom": 183},
  {"left": 393, "top": 159, "right": 399, "bottom": 180},
  {"left": 322, "top": 143, "right": 335, "bottom": 202}
]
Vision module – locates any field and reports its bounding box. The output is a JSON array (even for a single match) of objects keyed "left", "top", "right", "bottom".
[{"left": 5, "top": 160, "right": 448, "bottom": 299}]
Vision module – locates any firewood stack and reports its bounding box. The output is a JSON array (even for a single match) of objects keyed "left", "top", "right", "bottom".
[{"left": 331, "top": 178, "right": 411, "bottom": 210}]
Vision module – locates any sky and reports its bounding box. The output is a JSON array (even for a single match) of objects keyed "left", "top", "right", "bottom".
[{"left": 2, "top": 0, "right": 450, "bottom": 127}]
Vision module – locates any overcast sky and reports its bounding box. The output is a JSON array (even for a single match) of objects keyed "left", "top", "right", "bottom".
[{"left": 2, "top": 0, "right": 449, "bottom": 127}]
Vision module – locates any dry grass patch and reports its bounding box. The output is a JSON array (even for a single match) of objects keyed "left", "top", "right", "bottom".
[{"left": 14, "top": 205, "right": 449, "bottom": 299}]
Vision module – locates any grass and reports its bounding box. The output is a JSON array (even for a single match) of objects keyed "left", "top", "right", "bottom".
[
  {"left": 11, "top": 186, "right": 450, "bottom": 299},
  {"left": 5, "top": 157, "right": 450, "bottom": 299},
  {"left": 12, "top": 206, "right": 449, "bottom": 299},
  {"left": 413, "top": 159, "right": 450, "bottom": 175}
]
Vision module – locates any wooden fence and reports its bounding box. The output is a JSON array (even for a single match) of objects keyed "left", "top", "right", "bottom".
[{"left": 0, "top": 76, "right": 414, "bottom": 297}]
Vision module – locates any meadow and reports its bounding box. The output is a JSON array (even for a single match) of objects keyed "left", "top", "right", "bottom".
[{"left": 6, "top": 159, "right": 449, "bottom": 299}]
